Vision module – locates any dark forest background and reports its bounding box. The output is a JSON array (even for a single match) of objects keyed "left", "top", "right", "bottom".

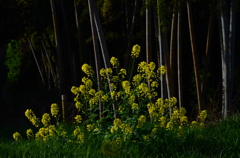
[{"left": 1, "top": 0, "right": 240, "bottom": 128}]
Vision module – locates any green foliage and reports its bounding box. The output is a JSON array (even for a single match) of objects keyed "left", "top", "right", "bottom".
[{"left": 4, "top": 40, "right": 25, "bottom": 84}]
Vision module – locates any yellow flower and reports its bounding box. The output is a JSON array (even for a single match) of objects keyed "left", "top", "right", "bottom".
[
  {"left": 113, "top": 118, "right": 122, "bottom": 128},
  {"left": 159, "top": 65, "right": 166, "bottom": 74},
  {"left": 25, "top": 109, "right": 40, "bottom": 127},
  {"left": 26, "top": 129, "right": 34, "bottom": 138},
  {"left": 71, "top": 86, "right": 78, "bottom": 95},
  {"left": 51, "top": 103, "right": 59, "bottom": 118},
  {"left": 101, "top": 95, "right": 108, "bottom": 102},
  {"left": 198, "top": 110, "right": 207, "bottom": 122},
  {"left": 166, "top": 121, "right": 173, "bottom": 130},
  {"left": 110, "top": 57, "right": 119, "bottom": 68},
  {"left": 148, "top": 62, "right": 156, "bottom": 71},
  {"left": 180, "top": 116, "right": 188, "bottom": 124},
  {"left": 119, "top": 69, "right": 127, "bottom": 78},
  {"left": 13, "top": 132, "right": 21, "bottom": 141},
  {"left": 190, "top": 121, "right": 198, "bottom": 129},
  {"left": 122, "top": 80, "right": 131, "bottom": 94},
  {"left": 75, "top": 101, "right": 81, "bottom": 111},
  {"left": 121, "top": 123, "right": 132, "bottom": 135},
  {"left": 75, "top": 115, "right": 82, "bottom": 123},
  {"left": 159, "top": 116, "right": 166, "bottom": 127},
  {"left": 81, "top": 63, "right": 94, "bottom": 77},
  {"left": 82, "top": 77, "right": 93, "bottom": 88},
  {"left": 131, "top": 44, "right": 141, "bottom": 58},
  {"left": 111, "top": 76, "right": 119, "bottom": 82},
  {"left": 131, "top": 103, "right": 139, "bottom": 110},
  {"left": 74, "top": 128, "right": 81, "bottom": 136},
  {"left": 41, "top": 113, "right": 51, "bottom": 127},
  {"left": 86, "top": 124, "right": 94, "bottom": 132},
  {"left": 132, "top": 74, "right": 142, "bottom": 86},
  {"left": 89, "top": 97, "right": 98, "bottom": 108},
  {"left": 89, "top": 89, "right": 96, "bottom": 96},
  {"left": 151, "top": 81, "right": 159, "bottom": 88},
  {"left": 137, "top": 115, "right": 146, "bottom": 128},
  {"left": 110, "top": 126, "right": 118, "bottom": 133}
]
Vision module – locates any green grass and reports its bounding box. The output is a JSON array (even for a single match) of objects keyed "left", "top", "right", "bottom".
[{"left": 1, "top": 114, "right": 240, "bottom": 158}]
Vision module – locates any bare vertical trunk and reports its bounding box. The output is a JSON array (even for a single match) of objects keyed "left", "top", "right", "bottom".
[
  {"left": 187, "top": 1, "right": 203, "bottom": 114},
  {"left": 50, "top": 0, "right": 67, "bottom": 122},
  {"left": 146, "top": 0, "right": 152, "bottom": 64},
  {"left": 177, "top": 1, "right": 183, "bottom": 109},
  {"left": 228, "top": 0, "right": 236, "bottom": 115},
  {"left": 169, "top": 2, "right": 177, "bottom": 99},
  {"left": 157, "top": 0, "right": 167, "bottom": 100},
  {"left": 218, "top": 0, "right": 229, "bottom": 118},
  {"left": 124, "top": 0, "right": 139, "bottom": 69},
  {"left": 74, "top": 0, "right": 85, "bottom": 79},
  {"left": 88, "top": 0, "right": 117, "bottom": 119},
  {"left": 201, "top": 0, "right": 214, "bottom": 109},
  {"left": 88, "top": 0, "right": 102, "bottom": 119}
]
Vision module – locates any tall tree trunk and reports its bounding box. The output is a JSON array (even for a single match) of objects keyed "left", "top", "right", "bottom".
[
  {"left": 74, "top": 0, "right": 85, "bottom": 82},
  {"left": 219, "top": 0, "right": 229, "bottom": 118},
  {"left": 88, "top": 0, "right": 102, "bottom": 119},
  {"left": 50, "top": 0, "right": 67, "bottom": 122},
  {"left": 228, "top": 0, "right": 236, "bottom": 115},
  {"left": 201, "top": 0, "right": 214, "bottom": 110},
  {"left": 169, "top": 2, "right": 177, "bottom": 98},
  {"left": 146, "top": 0, "right": 152, "bottom": 64},
  {"left": 187, "top": 1, "right": 203, "bottom": 115},
  {"left": 124, "top": 0, "right": 138, "bottom": 70},
  {"left": 177, "top": 1, "right": 183, "bottom": 109},
  {"left": 88, "top": 0, "right": 117, "bottom": 119},
  {"left": 157, "top": 0, "right": 167, "bottom": 100}
]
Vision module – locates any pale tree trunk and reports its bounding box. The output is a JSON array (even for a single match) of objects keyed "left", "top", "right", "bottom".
[
  {"left": 187, "top": 1, "right": 203, "bottom": 115},
  {"left": 88, "top": 0, "right": 102, "bottom": 119},
  {"left": 88, "top": 0, "right": 117, "bottom": 119},
  {"left": 177, "top": 1, "right": 183, "bottom": 109},
  {"left": 146, "top": 0, "right": 152, "bottom": 64},
  {"left": 169, "top": 2, "right": 177, "bottom": 98},
  {"left": 157, "top": 0, "right": 167, "bottom": 100}
]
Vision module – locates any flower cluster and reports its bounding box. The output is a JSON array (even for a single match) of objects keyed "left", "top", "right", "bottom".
[
  {"left": 131, "top": 44, "right": 141, "bottom": 58},
  {"left": 51, "top": 103, "right": 59, "bottom": 118},
  {"left": 82, "top": 63, "right": 94, "bottom": 77},
  {"left": 25, "top": 109, "right": 40, "bottom": 127},
  {"left": 13, "top": 132, "right": 21, "bottom": 141}
]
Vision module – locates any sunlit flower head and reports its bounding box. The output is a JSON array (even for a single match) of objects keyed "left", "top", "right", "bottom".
[
  {"left": 131, "top": 44, "right": 141, "bottom": 58},
  {"left": 13, "top": 132, "right": 21, "bottom": 141},
  {"left": 26, "top": 129, "right": 34, "bottom": 138},
  {"left": 41, "top": 113, "right": 51, "bottom": 127},
  {"left": 110, "top": 57, "right": 119, "bottom": 68},
  {"left": 75, "top": 115, "right": 82, "bottom": 123},
  {"left": 51, "top": 103, "right": 59, "bottom": 118},
  {"left": 81, "top": 63, "right": 94, "bottom": 77}
]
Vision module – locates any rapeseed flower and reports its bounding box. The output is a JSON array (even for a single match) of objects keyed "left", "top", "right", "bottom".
[
  {"left": 71, "top": 86, "right": 78, "bottom": 95},
  {"left": 137, "top": 115, "right": 146, "bottom": 128},
  {"left": 13, "top": 132, "right": 21, "bottom": 141},
  {"left": 41, "top": 113, "right": 51, "bottom": 127},
  {"left": 51, "top": 103, "right": 59, "bottom": 118},
  {"left": 131, "top": 44, "right": 141, "bottom": 58},
  {"left": 26, "top": 129, "right": 34, "bottom": 138},
  {"left": 75, "top": 115, "right": 82, "bottom": 123},
  {"left": 82, "top": 63, "right": 94, "bottom": 77},
  {"left": 110, "top": 57, "right": 119, "bottom": 68},
  {"left": 119, "top": 69, "right": 127, "bottom": 78},
  {"left": 198, "top": 110, "right": 207, "bottom": 122},
  {"left": 113, "top": 118, "right": 122, "bottom": 128}
]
